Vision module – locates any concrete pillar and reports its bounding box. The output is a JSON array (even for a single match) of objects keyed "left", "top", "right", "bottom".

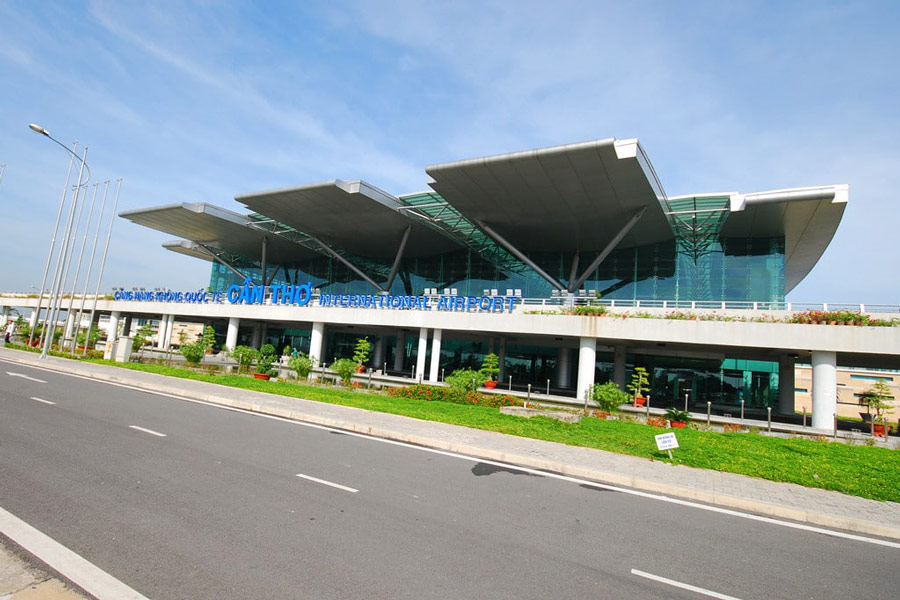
[
  {"left": 108, "top": 311, "right": 121, "bottom": 341},
  {"left": 156, "top": 315, "right": 168, "bottom": 349},
  {"left": 393, "top": 331, "right": 406, "bottom": 372},
  {"left": 614, "top": 346, "right": 627, "bottom": 390},
  {"left": 1, "top": 306, "right": 10, "bottom": 327},
  {"left": 163, "top": 315, "right": 175, "bottom": 350},
  {"left": 122, "top": 315, "right": 133, "bottom": 337},
  {"left": 250, "top": 323, "right": 261, "bottom": 348},
  {"left": 576, "top": 337, "right": 597, "bottom": 403},
  {"left": 497, "top": 337, "right": 507, "bottom": 381},
  {"left": 811, "top": 351, "right": 837, "bottom": 430},
  {"left": 428, "top": 328, "right": 442, "bottom": 382},
  {"left": 415, "top": 327, "right": 428, "bottom": 381},
  {"left": 309, "top": 322, "right": 324, "bottom": 363},
  {"left": 555, "top": 347, "right": 572, "bottom": 388},
  {"left": 778, "top": 355, "right": 796, "bottom": 415},
  {"left": 29, "top": 310, "right": 38, "bottom": 328},
  {"left": 260, "top": 323, "right": 268, "bottom": 347},
  {"left": 372, "top": 336, "right": 385, "bottom": 372},
  {"left": 225, "top": 317, "right": 240, "bottom": 352}
]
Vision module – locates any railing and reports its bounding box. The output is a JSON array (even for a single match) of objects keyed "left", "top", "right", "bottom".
[
  {"left": 2, "top": 292, "right": 898, "bottom": 314},
  {"left": 518, "top": 297, "right": 900, "bottom": 313}
]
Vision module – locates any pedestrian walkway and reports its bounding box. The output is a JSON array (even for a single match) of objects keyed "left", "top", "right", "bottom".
[
  {"left": 2, "top": 347, "right": 900, "bottom": 543},
  {"left": 0, "top": 539, "right": 86, "bottom": 600}
]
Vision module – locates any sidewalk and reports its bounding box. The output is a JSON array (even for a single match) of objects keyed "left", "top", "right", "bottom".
[
  {"left": 2, "top": 347, "right": 900, "bottom": 544},
  {"left": 0, "top": 539, "right": 86, "bottom": 599}
]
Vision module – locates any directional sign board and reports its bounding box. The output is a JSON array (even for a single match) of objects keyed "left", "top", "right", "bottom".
[{"left": 654, "top": 432, "right": 679, "bottom": 451}]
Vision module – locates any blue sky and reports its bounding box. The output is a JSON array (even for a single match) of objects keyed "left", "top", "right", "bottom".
[{"left": 0, "top": 1, "right": 897, "bottom": 303}]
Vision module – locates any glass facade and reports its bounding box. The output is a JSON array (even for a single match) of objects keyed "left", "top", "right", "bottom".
[{"left": 209, "top": 236, "right": 785, "bottom": 304}]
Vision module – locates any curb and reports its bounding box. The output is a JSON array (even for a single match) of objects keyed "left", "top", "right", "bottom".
[{"left": 4, "top": 351, "right": 900, "bottom": 542}]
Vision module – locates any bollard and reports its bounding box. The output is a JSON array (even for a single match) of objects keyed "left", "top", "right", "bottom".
[
  {"left": 802, "top": 406, "right": 806, "bottom": 428},
  {"left": 441, "top": 368, "right": 444, "bottom": 382},
  {"left": 367, "top": 369, "right": 372, "bottom": 390},
  {"left": 645, "top": 395, "right": 650, "bottom": 419},
  {"left": 508, "top": 375, "right": 512, "bottom": 391},
  {"left": 472, "top": 378, "right": 476, "bottom": 392},
  {"left": 684, "top": 392, "right": 689, "bottom": 412},
  {"left": 833, "top": 413, "right": 837, "bottom": 439},
  {"left": 411, "top": 367, "right": 415, "bottom": 380},
  {"left": 707, "top": 401, "right": 711, "bottom": 426},
  {"left": 527, "top": 383, "right": 532, "bottom": 405},
  {"left": 767, "top": 406, "right": 772, "bottom": 432},
  {"left": 546, "top": 379, "right": 550, "bottom": 396},
  {"left": 383, "top": 362, "right": 387, "bottom": 376},
  {"left": 740, "top": 399, "right": 744, "bottom": 422}
]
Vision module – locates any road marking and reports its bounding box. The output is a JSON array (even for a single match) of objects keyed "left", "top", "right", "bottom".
[
  {"left": 128, "top": 425, "right": 167, "bottom": 437},
  {"left": 6, "top": 371, "right": 46, "bottom": 383},
  {"left": 631, "top": 569, "right": 742, "bottom": 600},
  {"left": 3, "top": 356, "right": 899, "bottom": 549},
  {"left": 0, "top": 505, "right": 150, "bottom": 600},
  {"left": 30, "top": 396, "right": 56, "bottom": 405},
  {"left": 296, "top": 473, "right": 358, "bottom": 493}
]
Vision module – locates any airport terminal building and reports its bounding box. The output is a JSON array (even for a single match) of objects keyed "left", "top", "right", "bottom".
[{"left": 6, "top": 137, "right": 898, "bottom": 429}]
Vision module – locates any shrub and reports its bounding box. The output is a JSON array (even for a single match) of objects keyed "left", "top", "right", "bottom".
[
  {"left": 201, "top": 325, "right": 217, "bottom": 352},
  {"left": 388, "top": 384, "right": 520, "bottom": 408},
  {"left": 627, "top": 366, "right": 650, "bottom": 400},
  {"left": 446, "top": 367, "right": 488, "bottom": 391},
  {"left": 568, "top": 305, "right": 607, "bottom": 316},
  {"left": 180, "top": 342, "right": 205, "bottom": 365},
  {"left": 592, "top": 381, "right": 629, "bottom": 412},
  {"left": 256, "top": 344, "right": 278, "bottom": 375},
  {"left": 287, "top": 352, "right": 314, "bottom": 379},
  {"left": 332, "top": 358, "right": 357, "bottom": 385},
  {"left": 230, "top": 345, "right": 258, "bottom": 372}
]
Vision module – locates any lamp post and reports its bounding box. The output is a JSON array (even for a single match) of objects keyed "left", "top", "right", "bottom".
[{"left": 28, "top": 124, "right": 90, "bottom": 359}]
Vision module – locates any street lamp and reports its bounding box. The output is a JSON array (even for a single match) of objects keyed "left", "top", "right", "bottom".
[{"left": 28, "top": 123, "right": 90, "bottom": 359}]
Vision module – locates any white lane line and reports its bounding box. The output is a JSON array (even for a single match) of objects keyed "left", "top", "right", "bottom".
[
  {"left": 0, "top": 505, "right": 150, "bottom": 600},
  {"left": 30, "top": 396, "right": 56, "bottom": 405},
  {"left": 6, "top": 371, "right": 47, "bottom": 383},
  {"left": 4, "top": 357, "right": 898, "bottom": 549},
  {"left": 296, "top": 473, "right": 358, "bottom": 493},
  {"left": 632, "top": 569, "right": 742, "bottom": 600},
  {"left": 128, "top": 425, "right": 167, "bottom": 437}
]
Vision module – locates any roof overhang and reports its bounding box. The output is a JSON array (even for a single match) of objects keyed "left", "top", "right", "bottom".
[
  {"left": 717, "top": 185, "right": 849, "bottom": 293},
  {"left": 425, "top": 138, "right": 673, "bottom": 253},
  {"left": 236, "top": 180, "right": 460, "bottom": 258},
  {"left": 119, "top": 202, "right": 319, "bottom": 266}
]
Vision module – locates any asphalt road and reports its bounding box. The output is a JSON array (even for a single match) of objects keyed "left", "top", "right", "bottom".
[{"left": 1, "top": 359, "right": 897, "bottom": 599}]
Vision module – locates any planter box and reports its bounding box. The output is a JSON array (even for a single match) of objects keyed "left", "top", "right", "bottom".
[{"left": 253, "top": 373, "right": 270, "bottom": 380}]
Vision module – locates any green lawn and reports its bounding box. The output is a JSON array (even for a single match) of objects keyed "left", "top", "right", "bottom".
[{"left": 64, "top": 357, "right": 900, "bottom": 503}]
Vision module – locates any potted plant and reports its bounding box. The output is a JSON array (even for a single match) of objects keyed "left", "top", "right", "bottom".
[
  {"left": 287, "top": 351, "right": 314, "bottom": 381},
  {"left": 665, "top": 407, "right": 691, "bottom": 429},
  {"left": 353, "top": 336, "right": 371, "bottom": 373},
  {"left": 254, "top": 343, "right": 277, "bottom": 380},
  {"left": 860, "top": 380, "right": 894, "bottom": 437},
  {"left": 201, "top": 325, "right": 217, "bottom": 354},
  {"left": 230, "top": 345, "right": 258, "bottom": 373},
  {"left": 479, "top": 353, "right": 500, "bottom": 389},
  {"left": 628, "top": 366, "right": 650, "bottom": 407},
  {"left": 332, "top": 358, "right": 357, "bottom": 386}
]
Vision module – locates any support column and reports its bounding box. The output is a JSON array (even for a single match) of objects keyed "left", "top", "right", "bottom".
[
  {"left": 393, "top": 331, "right": 406, "bottom": 372},
  {"left": 30, "top": 310, "right": 39, "bottom": 328},
  {"left": 576, "top": 337, "right": 597, "bottom": 403},
  {"left": 1, "top": 307, "right": 9, "bottom": 328},
  {"left": 372, "top": 336, "right": 385, "bottom": 372},
  {"left": 156, "top": 315, "right": 168, "bottom": 349},
  {"left": 250, "top": 323, "right": 261, "bottom": 348},
  {"left": 778, "top": 355, "right": 796, "bottom": 415},
  {"left": 811, "top": 351, "right": 837, "bottom": 430},
  {"left": 428, "top": 328, "right": 442, "bottom": 382},
  {"left": 163, "top": 315, "right": 175, "bottom": 350},
  {"left": 415, "top": 327, "right": 428, "bottom": 381},
  {"left": 497, "top": 337, "right": 507, "bottom": 381},
  {"left": 309, "top": 322, "right": 324, "bottom": 363},
  {"left": 122, "top": 315, "right": 133, "bottom": 337},
  {"left": 104, "top": 311, "right": 121, "bottom": 360},
  {"left": 614, "top": 346, "right": 627, "bottom": 390},
  {"left": 260, "top": 323, "right": 268, "bottom": 347},
  {"left": 555, "top": 347, "right": 572, "bottom": 388},
  {"left": 225, "top": 317, "right": 240, "bottom": 352}
]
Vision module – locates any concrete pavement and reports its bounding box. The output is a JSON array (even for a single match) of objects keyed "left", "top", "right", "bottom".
[
  {"left": 0, "top": 539, "right": 86, "bottom": 600},
  {"left": 2, "top": 345, "right": 899, "bottom": 552}
]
